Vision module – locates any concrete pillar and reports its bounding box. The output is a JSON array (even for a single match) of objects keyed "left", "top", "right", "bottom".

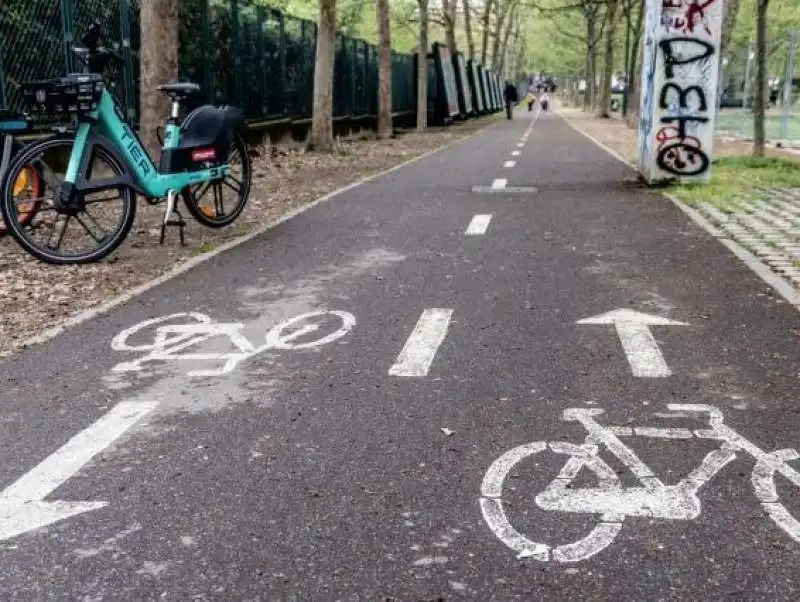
[{"left": 637, "top": 0, "right": 725, "bottom": 184}]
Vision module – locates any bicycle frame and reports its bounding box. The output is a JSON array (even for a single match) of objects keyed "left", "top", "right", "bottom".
[{"left": 64, "top": 88, "right": 230, "bottom": 199}]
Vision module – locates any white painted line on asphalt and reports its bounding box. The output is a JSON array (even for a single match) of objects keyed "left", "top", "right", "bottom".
[
  {"left": 465, "top": 214, "right": 492, "bottom": 235},
  {"left": 389, "top": 308, "right": 453, "bottom": 377},
  {"left": 0, "top": 401, "right": 158, "bottom": 541},
  {"left": 516, "top": 142, "right": 525, "bottom": 148},
  {"left": 491, "top": 178, "right": 507, "bottom": 190},
  {"left": 17, "top": 119, "right": 508, "bottom": 357},
  {"left": 511, "top": 150, "right": 521, "bottom": 156},
  {"left": 503, "top": 160, "right": 516, "bottom": 168},
  {"left": 559, "top": 112, "right": 800, "bottom": 312},
  {"left": 577, "top": 309, "right": 688, "bottom": 378}
]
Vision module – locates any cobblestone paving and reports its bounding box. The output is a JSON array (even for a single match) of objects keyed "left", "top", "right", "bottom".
[{"left": 694, "top": 187, "right": 800, "bottom": 289}]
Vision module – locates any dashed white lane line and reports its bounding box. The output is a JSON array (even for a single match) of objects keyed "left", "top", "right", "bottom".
[
  {"left": 511, "top": 150, "right": 520, "bottom": 156},
  {"left": 503, "top": 160, "right": 516, "bottom": 168},
  {"left": 491, "top": 178, "right": 507, "bottom": 190},
  {"left": 388, "top": 308, "right": 454, "bottom": 377},
  {"left": 465, "top": 214, "right": 492, "bottom": 235},
  {"left": 516, "top": 142, "right": 525, "bottom": 148}
]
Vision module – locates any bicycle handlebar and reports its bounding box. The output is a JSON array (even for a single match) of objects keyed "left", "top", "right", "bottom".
[{"left": 73, "top": 19, "right": 124, "bottom": 73}]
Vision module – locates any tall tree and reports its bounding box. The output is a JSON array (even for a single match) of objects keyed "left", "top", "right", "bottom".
[
  {"left": 376, "top": 0, "right": 393, "bottom": 138},
  {"left": 139, "top": 0, "right": 179, "bottom": 156},
  {"left": 480, "top": 0, "right": 495, "bottom": 64},
  {"left": 308, "top": 0, "right": 337, "bottom": 151},
  {"left": 463, "top": 0, "right": 476, "bottom": 60},
  {"left": 752, "top": 0, "right": 770, "bottom": 156},
  {"left": 441, "top": 0, "right": 459, "bottom": 54},
  {"left": 596, "top": 0, "right": 620, "bottom": 118},
  {"left": 416, "top": 0, "right": 430, "bottom": 130}
]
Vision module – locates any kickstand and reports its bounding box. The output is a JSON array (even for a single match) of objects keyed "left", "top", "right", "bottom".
[{"left": 160, "top": 189, "right": 187, "bottom": 246}]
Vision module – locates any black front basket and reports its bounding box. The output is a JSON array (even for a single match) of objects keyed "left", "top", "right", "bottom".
[{"left": 21, "top": 74, "right": 105, "bottom": 121}]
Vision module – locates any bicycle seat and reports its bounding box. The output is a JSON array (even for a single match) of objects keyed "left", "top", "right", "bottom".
[{"left": 157, "top": 82, "right": 200, "bottom": 98}]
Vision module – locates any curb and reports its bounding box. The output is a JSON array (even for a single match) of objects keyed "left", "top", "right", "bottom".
[
  {"left": 558, "top": 111, "right": 800, "bottom": 312},
  {"left": 17, "top": 116, "right": 504, "bottom": 354}
]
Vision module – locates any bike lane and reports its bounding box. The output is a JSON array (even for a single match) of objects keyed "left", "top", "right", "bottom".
[{"left": 0, "top": 110, "right": 797, "bottom": 600}]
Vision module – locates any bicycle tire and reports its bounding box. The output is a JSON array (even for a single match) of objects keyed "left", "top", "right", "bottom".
[
  {"left": 0, "top": 134, "right": 136, "bottom": 265},
  {"left": 181, "top": 131, "right": 252, "bottom": 228},
  {"left": 0, "top": 140, "right": 44, "bottom": 234}
]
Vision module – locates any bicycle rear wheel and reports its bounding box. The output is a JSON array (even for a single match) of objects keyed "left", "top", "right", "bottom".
[
  {"left": 0, "top": 134, "right": 136, "bottom": 265},
  {"left": 181, "top": 131, "right": 251, "bottom": 228},
  {"left": 0, "top": 139, "right": 44, "bottom": 234}
]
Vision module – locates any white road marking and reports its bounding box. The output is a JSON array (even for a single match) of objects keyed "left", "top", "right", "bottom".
[
  {"left": 576, "top": 309, "right": 688, "bottom": 377},
  {"left": 490, "top": 178, "right": 507, "bottom": 190},
  {"left": 389, "top": 308, "right": 453, "bottom": 377},
  {"left": 503, "top": 160, "right": 516, "bottom": 168},
  {"left": 465, "top": 214, "right": 492, "bottom": 235},
  {"left": 511, "top": 150, "right": 520, "bottom": 156},
  {"left": 0, "top": 401, "right": 158, "bottom": 542},
  {"left": 516, "top": 142, "right": 525, "bottom": 148},
  {"left": 480, "top": 403, "right": 800, "bottom": 562},
  {"left": 111, "top": 310, "right": 356, "bottom": 377}
]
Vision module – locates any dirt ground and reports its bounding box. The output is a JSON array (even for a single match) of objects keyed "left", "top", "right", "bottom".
[
  {"left": 558, "top": 105, "right": 800, "bottom": 165},
  {"left": 0, "top": 116, "right": 499, "bottom": 357}
]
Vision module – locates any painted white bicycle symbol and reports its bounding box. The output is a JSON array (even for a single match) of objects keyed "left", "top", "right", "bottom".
[
  {"left": 110, "top": 310, "right": 356, "bottom": 377},
  {"left": 480, "top": 404, "right": 800, "bottom": 563}
]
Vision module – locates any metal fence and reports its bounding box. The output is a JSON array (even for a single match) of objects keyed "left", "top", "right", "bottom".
[
  {"left": 717, "top": 30, "right": 800, "bottom": 147},
  {"left": 0, "top": 0, "right": 416, "bottom": 125}
]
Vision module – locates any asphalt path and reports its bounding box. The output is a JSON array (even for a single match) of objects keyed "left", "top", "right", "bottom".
[{"left": 0, "top": 107, "right": 798, "bottom": 601}]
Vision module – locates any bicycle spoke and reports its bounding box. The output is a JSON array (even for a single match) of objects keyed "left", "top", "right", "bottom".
[
  {"left": 74, "top": 208, "right": 109, "bottom": 243},
  {"left": 192, "top": 181, "right": 212, "bottom": 201},
  {"left": 214, "top": 182, "right": 225, "bottom": 216},
  {"left": 222, "top": 177, "right": 241, "bottom": 195},
  {"left": 46, "top": 214, "right": 71, "bottom": 250}
]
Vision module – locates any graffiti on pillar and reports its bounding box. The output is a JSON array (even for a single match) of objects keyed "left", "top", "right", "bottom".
[{"left": 638, "top": 0, "right": 722, "bottom": 182}]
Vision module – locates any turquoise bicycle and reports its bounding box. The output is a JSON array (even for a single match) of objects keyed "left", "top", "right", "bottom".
[{"left": 0, "top": 21, "right": 252, "bottom": 264}]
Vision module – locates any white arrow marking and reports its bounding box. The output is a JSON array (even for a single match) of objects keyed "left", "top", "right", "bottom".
[
  {"left": 0, "top": 401, "right": 158, "bottom": 541},
  {"left": 576, "top": 309, "right": 688, "bottom": 378}
]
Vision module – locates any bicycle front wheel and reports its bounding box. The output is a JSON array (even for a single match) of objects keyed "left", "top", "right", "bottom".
[
  {"left": 182, "top": 131, "right": 251, "bottom": 228},
  {"left": 0, "top": 134, "right": 136, "bottom": 264}
]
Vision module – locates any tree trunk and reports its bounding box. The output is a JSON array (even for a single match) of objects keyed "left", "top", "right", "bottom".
[
  {"left": 139, "top": 0, "right": 179, "bottom": 157},
  {"left": 376, "top": 0, "right": 393, "bottom": 139},
  {"left": 497, "top": 1, "right": 518, "bottom": 76},
  {"left": 308, "top": 0, "right": 337, "bottom": 151},
  {"left": 753, "top": 0, "right": 769, "bottom": 156},
  {"left": 441, "top": 0, "right": 458, "bottom": 55},
  {"left": 416, "top": 0, "right": 429, "bottom": 131},
  {"left": 480, "top": 0, "right": 494, "bottom": 65},
  {"left": 719, "top": 0, "right": 742, "bottom": 69},
  {"left": 490, "top": 1, "right": 510, "bottom": 70},
  {"left": 583, "top": 20, "right": 596, "bottom": 111},
  {"left": 463, "top": 0, "right": 476, "bottom": 60},
  {"left": 625, "top": 0, "right": 645, "bottom": 123},
  {"left": 626, "top": 39, "right": 644, "bottom": 128},
  {"left": 596, "top": 0, "right": 620, "bottom": 118}
]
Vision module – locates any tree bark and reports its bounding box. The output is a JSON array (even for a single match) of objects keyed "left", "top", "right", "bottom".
[
  {"left": 416, "top": 0, "right": 429, "bottom": 131},
  {"left": 583, "top": 18, "right": 596, "bottom": 111},
  {"left": 719, "top": 0, "right": 742, "bottom": 70},
  {"left": 463, "top": 0, "right": 476, "bottom": 60},
  {"left": 309, "top": 0, "right": 337, "bottom": 151},
  {"left": 625, "top": 0, "right": 645, "bottom": 124},
  {"left": 490, "top": 0, "right": 511, "bottom": 70},
  {"left": 626, "top": 39, "right": 644, "bottom": 128},
  {"left": 441, "top": 0, "right": 458, "bottom": 55},
  {"left": 376, "top": 0, "right": 393, "bottom": 139},
  {"left": 139, "top": 0, "right": 179, "bottom": 157},
  {"left": 497, "top": 1, "right": 518, "bottom": 77},
  {"left": 596, "top": 0, "right": 620, "bottom": 118},
  {"left": 753, "top": 0, "right": 769, "bottom": 156},
  {"left": 479, "top": 0, "right": 494, "bottom": 65}
]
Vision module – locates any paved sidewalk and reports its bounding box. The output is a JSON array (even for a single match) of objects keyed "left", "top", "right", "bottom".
[
  {"left": 0, "top": 110, "right": 797, "bottom": 600},
  {"left": 694, "top": 187, "right": 800, "bottom": 288}
]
